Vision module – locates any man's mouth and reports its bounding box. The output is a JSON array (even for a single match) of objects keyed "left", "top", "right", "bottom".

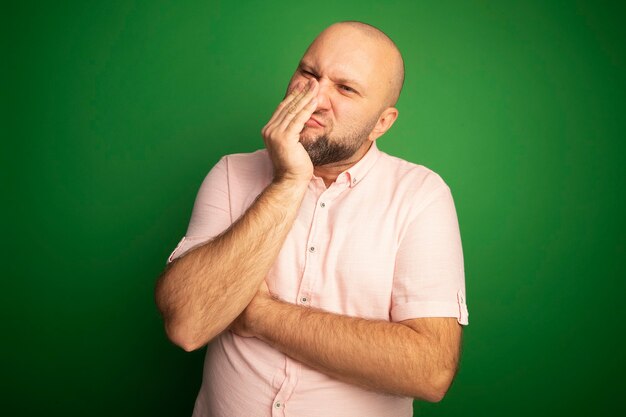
[{"left": 305, "top": 116, "right": 324, "bottom": 128}]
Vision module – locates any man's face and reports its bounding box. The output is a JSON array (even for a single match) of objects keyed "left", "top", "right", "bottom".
[{"left": 285, "top": 27, "right": 392, "bottom": 166}]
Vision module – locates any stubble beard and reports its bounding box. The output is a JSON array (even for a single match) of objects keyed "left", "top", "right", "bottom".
[{"left": 300, "top": 116, "right": 379, "bottom": 166}]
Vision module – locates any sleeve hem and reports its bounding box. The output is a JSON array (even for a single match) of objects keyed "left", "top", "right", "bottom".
[
  {"left": 166, "top": 235, "right": 213, "bottom": 265},
  {"left": 391, "top": 300, "right": 469, "bottom": 325}
]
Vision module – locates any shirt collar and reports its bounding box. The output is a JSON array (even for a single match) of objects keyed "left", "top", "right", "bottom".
[{"left": 343, "top": 140, "right": 381, "bottom": 188}]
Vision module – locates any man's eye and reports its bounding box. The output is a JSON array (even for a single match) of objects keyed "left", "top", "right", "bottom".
[{"left": 339, "top": 85, "right": 355, "bottom": 93}]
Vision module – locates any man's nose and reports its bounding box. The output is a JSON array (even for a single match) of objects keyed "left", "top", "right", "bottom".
[{"left": 312, "top": 78, "right": 332, "bottom": 111}]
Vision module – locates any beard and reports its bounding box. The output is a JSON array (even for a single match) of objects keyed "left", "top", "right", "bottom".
[{"left": 300, "top": 115, "right": 379, "bottom": 166}]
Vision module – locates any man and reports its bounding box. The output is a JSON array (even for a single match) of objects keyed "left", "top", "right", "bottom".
[{"left": 155, "top": 21, "right": 469, "bottom": 417}]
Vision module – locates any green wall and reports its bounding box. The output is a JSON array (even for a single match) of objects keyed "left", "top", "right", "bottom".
[{"left": 5, "top": 1, "right": 625, "bottom": 415}]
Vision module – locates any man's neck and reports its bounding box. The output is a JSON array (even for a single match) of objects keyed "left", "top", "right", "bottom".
[{"left": 313, "top": 141, "right": 373, "bottom": 188}]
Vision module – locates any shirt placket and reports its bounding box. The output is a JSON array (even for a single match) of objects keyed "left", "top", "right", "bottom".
[
  {"left": 297, "top": 176, "right": 349, "bottom": 307},
  {"left": 269, "top": 180, "right": 324, "bottom": 416},
  {"left": 271, "top": 177, "right": 349, "bottom": 416},
  {"left": 271, "top": 356, "right": 300, "bottom": 417}
]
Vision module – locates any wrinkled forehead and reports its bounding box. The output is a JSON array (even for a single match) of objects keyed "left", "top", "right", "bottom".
[{"left": 301, "top": 29, "right": 393, "bottom": 93}]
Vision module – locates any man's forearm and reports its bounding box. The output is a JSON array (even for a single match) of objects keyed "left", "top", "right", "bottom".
[
  {"left": 155, "top": 178, "right": 307, "bottom": 351},
  {"left": 247, "top": 297, "right": 455, "bottom": 401}
]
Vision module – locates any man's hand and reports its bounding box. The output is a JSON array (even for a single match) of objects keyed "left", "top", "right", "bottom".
[{"left": 262, "top": 78, "right": 319, "bottom": 184}]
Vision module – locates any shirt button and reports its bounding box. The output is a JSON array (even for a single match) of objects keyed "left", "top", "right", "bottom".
[
  {"left": 309, "top": 246, "right": 316, "bottom": 253},
  {"left": 275, "top": 401, "right": 282, "bottom": 408},
  {"left": 301, "top": 297, "right": 308, "bottom": 303},
  {"left": 320, "top": 202, "right": 326, "bottom": 208}
]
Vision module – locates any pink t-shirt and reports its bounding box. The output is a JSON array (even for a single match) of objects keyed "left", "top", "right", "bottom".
[{"left": 167, "top": 141, "right": 469, "bottom": 417}]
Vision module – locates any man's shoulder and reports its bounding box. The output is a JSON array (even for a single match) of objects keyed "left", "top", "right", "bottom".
[
  {"left": 376, "top": 150, "right": 450, "bottom": 194},
  {"left": 204, "top": 149, "right": 273, "bottom": 213},
  {"left": 221, "top": 148, "right": 270, "bottom": 166},
  {"left": 218, "top": 148, "right": 272, "bottom": 175}
]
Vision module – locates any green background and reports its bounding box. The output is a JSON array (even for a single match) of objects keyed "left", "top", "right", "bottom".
[{"left": 4, "top": 0, "right": 625, "bottom": 415}]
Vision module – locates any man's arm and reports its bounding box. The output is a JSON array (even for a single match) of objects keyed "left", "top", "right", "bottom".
[
  {"left": 232, "top": 287, "right": 462, "bottom": 402},
  {"left": 230, "top": 166, "right": 467, "bottom": 401},
  {"left": 154, "top": 79, "right": 320, "bottom": 351}
]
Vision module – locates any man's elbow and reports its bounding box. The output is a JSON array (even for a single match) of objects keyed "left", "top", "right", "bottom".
[
  {"left": 416, "top": 369, "right": 456, "bottom": 403},
  {"left": 421, "top": 387, "right": 447, "bottom": 403},
  {"left": 164, "top": 319, "right": 208, "bottom": 352},
  {"left": 163, "top": 315, "right": 229, "bottom": 352},
  {"left": 155, "top": 269, "right": 211, "bottom": 352}
]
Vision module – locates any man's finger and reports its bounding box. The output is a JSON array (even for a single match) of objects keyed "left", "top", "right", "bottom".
[
  {"left": 266, "top": 82, "right": 310, "bottom": 128},
  {"left": 277, "top": 81, "right": 312, "bottom": 122},
  {"left": 265, "top": 82, "right": 306, "bottom": 127},
  {"left": 279, "top": 80, "right": 318, "bottom": 126},
  {"left": 284, "top": 96, "right": 318, "bottom": 136}
]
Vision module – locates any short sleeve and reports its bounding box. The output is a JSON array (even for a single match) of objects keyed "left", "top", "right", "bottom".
[
  {"left": 166, "top": 156, "right": 233, "bottom": 265},
  {"left": 390, "top": 184, "right": 469, "bottom": 325}
]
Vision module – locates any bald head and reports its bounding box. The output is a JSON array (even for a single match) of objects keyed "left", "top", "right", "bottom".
[{"left": 307, "top": 21, "right": 405, "bottom": 108}]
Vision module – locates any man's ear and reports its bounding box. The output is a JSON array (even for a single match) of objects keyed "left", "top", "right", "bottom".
[{"left": 369, "top": 107, "right": 399, "bottom": 141}]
